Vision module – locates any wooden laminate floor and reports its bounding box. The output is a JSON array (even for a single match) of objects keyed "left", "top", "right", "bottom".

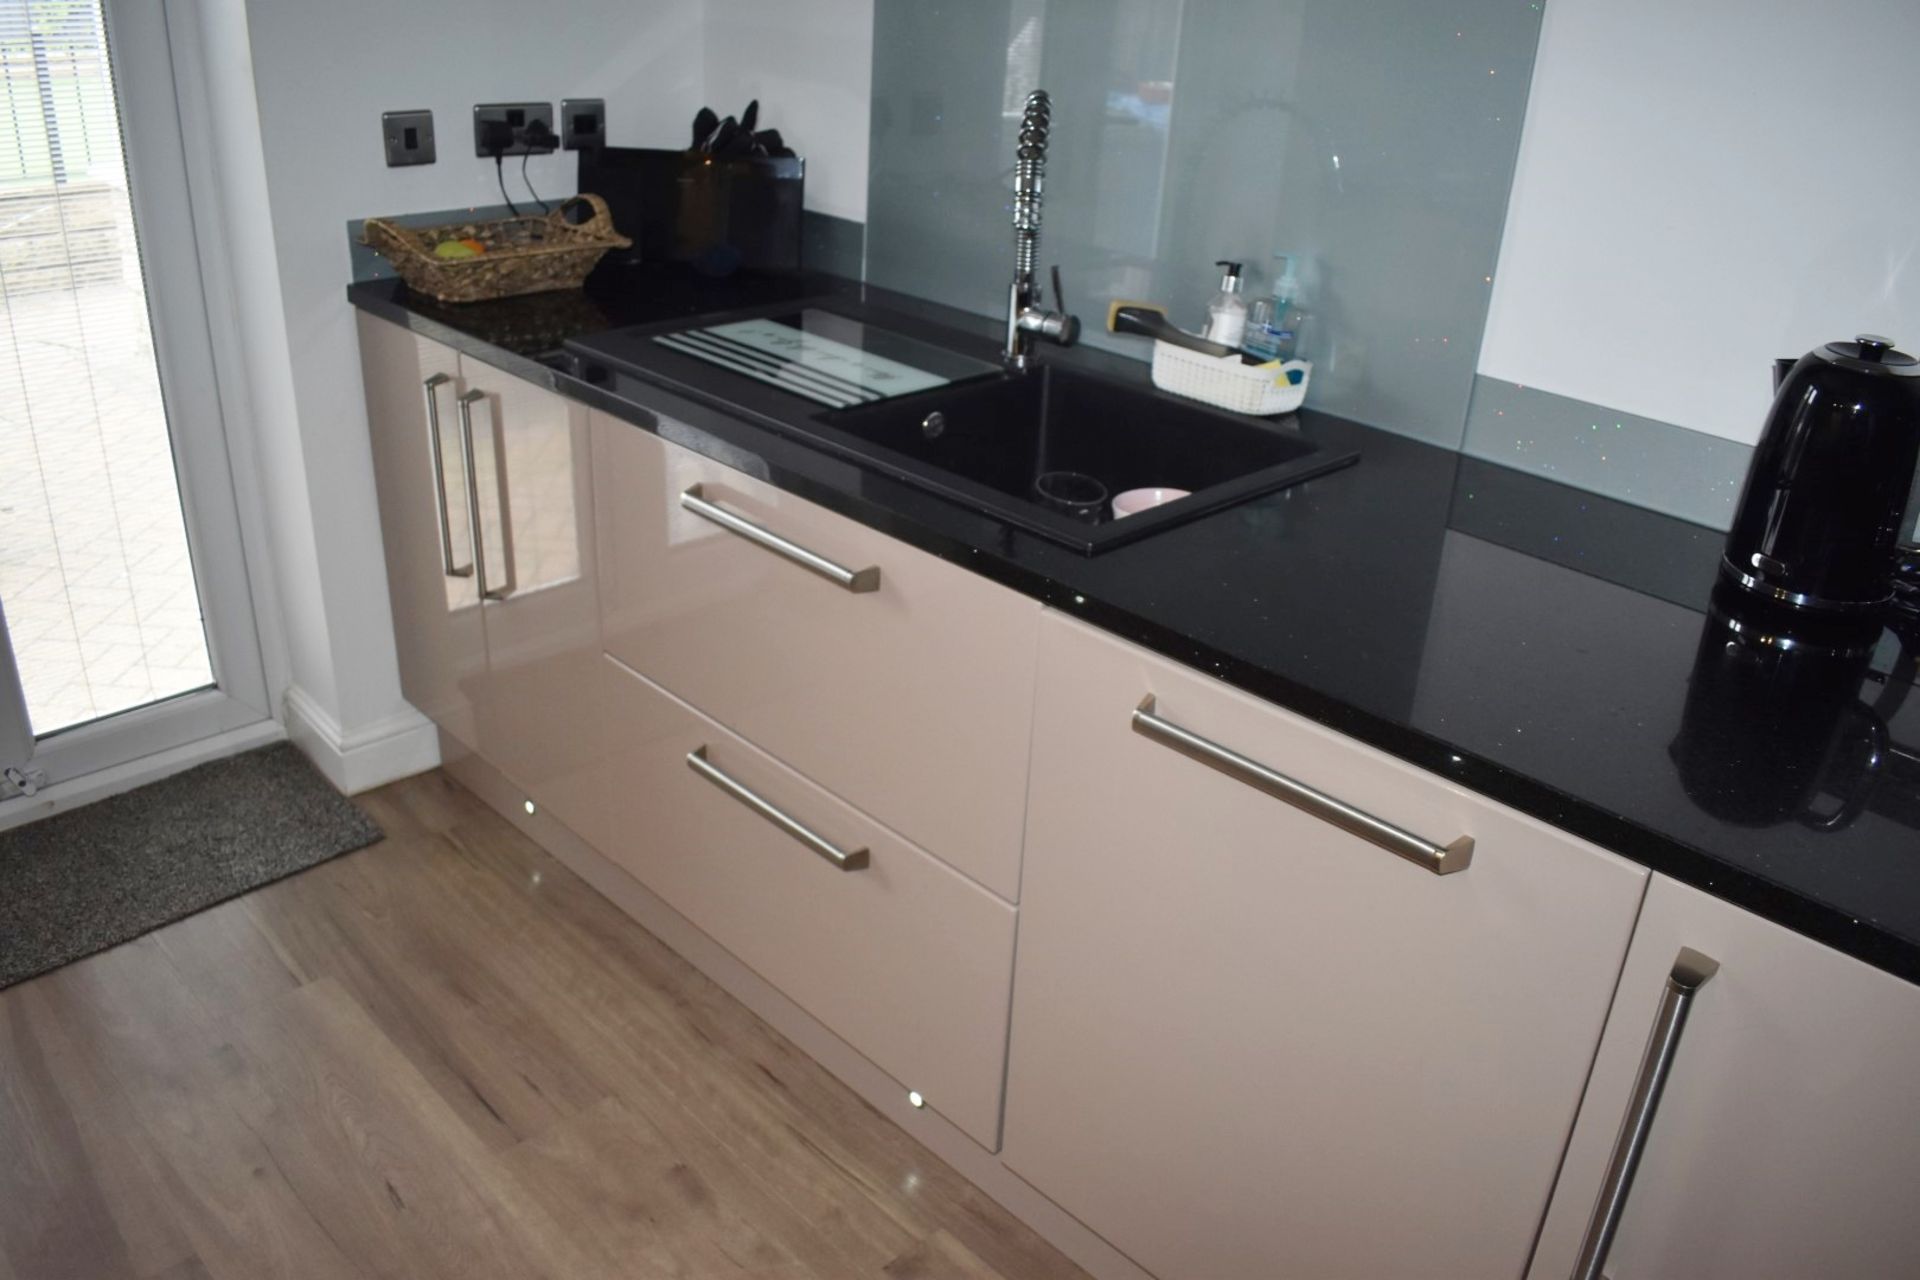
[{"left": 0, "top": 770, "right": 1090, "bottom": 1280}]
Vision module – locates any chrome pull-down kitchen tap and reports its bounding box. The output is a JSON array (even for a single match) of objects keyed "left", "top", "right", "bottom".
[{"left": 1004, "top": 90, "right": 1079, "bottom": 370}]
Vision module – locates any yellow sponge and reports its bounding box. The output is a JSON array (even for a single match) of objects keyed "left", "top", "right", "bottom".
[{"left": 1106, "top": 299, "right": 1166, "bottom": 332}]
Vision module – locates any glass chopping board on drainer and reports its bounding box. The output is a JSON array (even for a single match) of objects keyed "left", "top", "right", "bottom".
[{"left": 648, "top": 309, "right": 998, "bottom": 409}]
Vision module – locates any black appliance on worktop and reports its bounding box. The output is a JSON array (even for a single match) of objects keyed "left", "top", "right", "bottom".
[
  {"left": 1722, "top": 335, "right": 1920, "bottom": 623},
  {"left": 1677, "top": 335, "right": 1920, "bottom": 832},
  {"left": 580, "top": 146, "right": 804, "bottom": 276}
]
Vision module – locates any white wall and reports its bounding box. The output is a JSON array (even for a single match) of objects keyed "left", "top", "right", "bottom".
[
  {"left": 702, "top": 0, "right": 874, "bottom": 223},
  {"left": 1479, "top": 0, "right": 1920, "bottom": 443}
]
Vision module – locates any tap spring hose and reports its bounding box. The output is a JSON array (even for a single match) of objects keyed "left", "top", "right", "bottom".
[{"left": 1013, "top": 90, "right": 1051, "bottom": 275}]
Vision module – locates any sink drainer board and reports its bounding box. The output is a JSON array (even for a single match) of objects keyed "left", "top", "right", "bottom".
[{"left": 651, "top": 309, "right": 998, "bottom": 410}]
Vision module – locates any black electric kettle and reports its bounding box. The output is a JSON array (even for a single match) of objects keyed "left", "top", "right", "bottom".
[{"left": 1722, "top": 335, "right": 1920, "bottom": 617}]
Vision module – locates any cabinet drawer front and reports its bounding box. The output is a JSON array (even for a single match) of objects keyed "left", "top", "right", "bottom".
[
  {"left": 1001, "top": 613, "right": 1647, "bottom": 1280},
  {"left": 597, "top": 654, "right": 1017, "bottom": 1150},
  {"left": 592, "top": 413, "right": 1039, "bottom": 902}
]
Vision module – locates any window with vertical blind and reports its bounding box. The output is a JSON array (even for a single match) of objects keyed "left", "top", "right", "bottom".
[{"left": 0, "top": 0, "right": 214, "bottom": 738}]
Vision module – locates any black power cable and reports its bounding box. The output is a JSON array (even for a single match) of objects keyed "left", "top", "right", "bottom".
[
  {"left": 480, "top": 121, "right": 522, "bottom": 217},
  {"left": 494, "top": 155, "right": 522, "bottom": 217},
  {"left": 519, "top": 120, "right": 555, "bottom": 214},
  {"left": 520, "top": 149, "right": 550, "bottom": 214}
]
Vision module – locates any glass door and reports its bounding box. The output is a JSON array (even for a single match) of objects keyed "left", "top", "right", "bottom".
[{"left": 0, "top": 0, "right": 269, "bottom": 799}]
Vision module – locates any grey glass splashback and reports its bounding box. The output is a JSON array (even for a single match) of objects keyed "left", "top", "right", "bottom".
[{"left": 867, "top": 0, "right": 1542, "bottom": 447}]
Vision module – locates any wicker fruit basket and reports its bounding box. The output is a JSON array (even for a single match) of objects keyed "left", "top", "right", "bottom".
[{"left": 361, "top": 193, "right": 631, "bottom": 303}]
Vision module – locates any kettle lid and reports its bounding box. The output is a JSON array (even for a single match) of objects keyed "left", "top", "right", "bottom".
[{"left": 1817, "top": 333, "right": 1920, "bottom": 376}]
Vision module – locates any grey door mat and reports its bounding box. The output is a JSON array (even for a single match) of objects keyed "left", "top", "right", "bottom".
[{"left": 0, "top": 741, "right": 384, "bottom": 990}]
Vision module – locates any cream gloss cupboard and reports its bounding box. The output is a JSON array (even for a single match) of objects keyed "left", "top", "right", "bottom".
[
  {"left": 1529, "top": 874, "right": 1920, "bottom": 1280},
  {"left": 591, "top": 407, "right": 1042, "bottom": 902},
  {"left": 359, "top": 317, "right": 1920, "bottom": 1280},
  {"left": 1001, "top": 614, "right": 1648, "bottom": 1280},
  {"left": 358, "top": 314, "right": 602, "bottom": 840},
  {"left": 587, "top": 406, "right": 1042, "bottom": 1147},
  {"left": 359, "top": 320, "right": 477, "bottom": 744}
]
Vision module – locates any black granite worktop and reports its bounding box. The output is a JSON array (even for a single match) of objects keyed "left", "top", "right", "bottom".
[{"left": 350, "top": 266, "right": 1920, "bottom": 985}]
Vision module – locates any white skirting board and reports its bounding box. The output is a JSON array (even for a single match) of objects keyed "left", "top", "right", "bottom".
[
  {"left": 438, "top": 731, "right": 1157, "bottom": 1280},
  {"left": 284, "top": 684, "right": 439, "bottom": 795}
]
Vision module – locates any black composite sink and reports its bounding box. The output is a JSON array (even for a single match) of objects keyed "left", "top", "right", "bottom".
[
  {"left": 812, "top": 363, "right": 1358, "bottom": 552},
  {"left": 564, "top": 312, "right": 1360, "bottom": 554}
]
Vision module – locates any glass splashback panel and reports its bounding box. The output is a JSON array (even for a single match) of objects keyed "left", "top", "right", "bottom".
[{"left": 866, "top": 0, "right": 1543, "bottom": 446}]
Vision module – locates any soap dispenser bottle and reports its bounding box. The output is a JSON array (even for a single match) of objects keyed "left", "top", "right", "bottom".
[
  {"left": 1203, "top": 260, "right": 1247, "bottom": 349},
  {"left": 1264, "top": 253, "right": 1309, "bottom": 361}
]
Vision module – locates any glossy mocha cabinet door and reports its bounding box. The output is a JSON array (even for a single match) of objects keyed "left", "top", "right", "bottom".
[
  {"left": 1529, "top": 874, "right": 1920, "bottom": 1280},
  {"left": 360, "top": 315, "right": 602, "bottom": 840},
  {"left": 1002, "top": 614, "right": 1647, "bottom": 1280},
  {"left": 454, "top": 357, "right": 602, "bottom": 844},
  {"left": 592, "top": 411, "right": 1041, "bottom": 901},
  {"left": 358, "top": 314, "right": 484, "bottom": 749}
]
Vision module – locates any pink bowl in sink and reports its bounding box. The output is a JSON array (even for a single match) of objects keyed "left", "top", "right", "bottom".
[{"left": 1111, "top": 487, "right": 1191, "bottom": 519}]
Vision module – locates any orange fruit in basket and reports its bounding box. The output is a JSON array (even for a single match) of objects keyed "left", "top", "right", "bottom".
[{"left": 460, "top": 238, "right": 487, "bottom": 255}]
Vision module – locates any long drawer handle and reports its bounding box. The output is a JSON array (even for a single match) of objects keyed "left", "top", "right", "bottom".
[
  {"left": 457, "top": 389, "right": 514, "bottom": 601},
  {"left": 1130, "top": 694, "right": 1474, "bottom": 875},
  {"left": 422, "top": 374, "right": 473, "bottom": 578},
  {"left": 680, "top": 485, "right": 880, "bottom": 593},
  {"left": 1569, "top": 947, "right": 1721, "bottom": 1280},
  {"left": 687, "top": 746, "right": 870, "bottom": 871}
]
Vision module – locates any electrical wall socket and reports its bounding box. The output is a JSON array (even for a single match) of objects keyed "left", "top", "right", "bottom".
[
  {"left": 560, "top": 98, "right": 606, "bottom": 151},
  {"left": 472, "top": 101, "right": 555, "bottom": 157},
  {"left": 381, "top": 109, "right": 435, "bottom": 166}
]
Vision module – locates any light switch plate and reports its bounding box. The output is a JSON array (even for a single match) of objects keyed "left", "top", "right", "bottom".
[
  {"left": 472, "top": 101, "right": 555, "bottom": 157},
  {"left": 381, "top": 109, "right": 435, "bottom": 166},
  {"left": 560, "top": 98, "right": 606, "bottom": 151}
]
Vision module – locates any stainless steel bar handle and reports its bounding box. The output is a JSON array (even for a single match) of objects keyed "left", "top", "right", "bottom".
[
  {"left": 481, "top": 390, "right": 518, "bottom": 600},
  {"left": 1569, "top": 946, "right": 1721, "bottom": 1280},
  {"left": 680, "top": 485, "right": 880, "bottom": 593},
  {"left": 687, "top": 746, "right": 870, "bottom": 871},
  {"left": 422, "top": 374, "right": 472, "bottom": 578},
  {"left": 1131, "top": 694, "right": 1474, "bottom": 875},
  {"left": 456, "top": 389, "right": 512, "bottom": 601}
]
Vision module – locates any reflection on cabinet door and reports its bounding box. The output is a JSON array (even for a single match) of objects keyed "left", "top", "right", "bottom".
[
  {"left": 1529, "top": 874, "right": 1920, "bottom": 1280},
  {"left": 358, "top": 314, "right": 484, "bottom": 749},
  {"left": 1002, "top": 613, "right": 1647, "bottom": 1280},
  {"left": 454, "top": 357, "right": 602, "bottom": 845}
]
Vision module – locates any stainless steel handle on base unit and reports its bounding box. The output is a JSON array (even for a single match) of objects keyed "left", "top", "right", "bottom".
[
  {"left": 1569, "top": 946, "right": 1721, "bottom": 1280},
  {"left": 422, "top": 373, "right": 473, "bottom": 579},
  {"left": 680, "top": 485, "right": 881, "bottom": 593},
  {"left": 686, "top": 746, "right": 871, "bottom": 871},
  {"left": 456, "top": 389, "right": 515, "bottom": 602},
  {"left": 1130, "top": 694, "right": 1475, "bottom": 875}
]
